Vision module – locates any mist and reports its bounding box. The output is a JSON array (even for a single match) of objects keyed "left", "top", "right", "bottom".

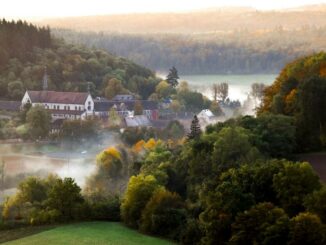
[{"left": 0, "top": 131, "right": 122, "bottom": 203}]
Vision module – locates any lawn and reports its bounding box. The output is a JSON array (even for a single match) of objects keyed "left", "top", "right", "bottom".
[{"left": 2, "top": 222, "right": 175, "bottom": 245}]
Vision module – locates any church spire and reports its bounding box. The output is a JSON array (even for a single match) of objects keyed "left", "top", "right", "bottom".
[
  {"left": 42, "top": 66, "right": 48, "bottom": 91},
  {"left": 87, "top": 82, "right": 91, "bottom": 94}
]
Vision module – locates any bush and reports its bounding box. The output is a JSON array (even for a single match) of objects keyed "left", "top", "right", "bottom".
[
  {"left": 89, "top": 196, "right": 120, "bottom": 221},
  {"left": 140, "top": 188, "right": 186, "bottom": 239},
  {"left": 180, "top": 218, "right": 203, "bottom": 245}
]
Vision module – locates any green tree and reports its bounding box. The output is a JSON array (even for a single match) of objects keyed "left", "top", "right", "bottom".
[
  {"left": 230, "top": 202, "right": 290, "bottom": 245},
  {"left": 121, "top": 174, "right": 161, "bottom": 228},
  {"left": 273, "top": 162, "right": 321, "bottom": 216},
  {"left": 46, "top": 177, "right": 84, "bottom": 221},
  {"left": 140, "top": 188, "right": 185, "bottom": 238},
  {"left": 17, "top": 177, "right": 47, "bottom": 204},
  {"left": 166, "top": 66, "right": 179, "bottom": 88},
  {"left": 304, "top": 186, "right": 326, "bottom": 223},
  {"left": 288, "top": 212, "right": 326, "bottom": 245},
  {"left": 187, "top": 115, "right": 201, "bottom": 140},
  {"left": 7, "top": 80, "right": 24, "bottom": 100},
  {"left": 212, "top": 126, "right": 259, "bottom": 171},
  {"left": 26, "top": 105, "right": 51, "bottom": 139},
  {"left": 104, "top": 78, "right": 128, "bottom": 99}
]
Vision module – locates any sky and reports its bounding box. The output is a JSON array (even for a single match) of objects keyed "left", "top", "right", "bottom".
[{"left": 1, "top": 0, "right": 326, "bottom": 19}]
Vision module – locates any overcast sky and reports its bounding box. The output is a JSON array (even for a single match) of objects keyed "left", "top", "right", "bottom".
[{"left": 1, "top": 0, "right": 326, "bottom": 19}]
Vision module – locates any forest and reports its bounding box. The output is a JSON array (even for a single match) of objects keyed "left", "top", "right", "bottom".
[
  {"left": 0, "top": 20, "right": 158, "bottom": 100},
  {"left": 44, "top": 7, "right": 326, "bottom": 74}
]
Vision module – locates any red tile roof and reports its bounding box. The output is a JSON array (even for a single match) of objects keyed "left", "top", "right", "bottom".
[{"left": 27, "top": 91, "right": 89, "bottom": 105}]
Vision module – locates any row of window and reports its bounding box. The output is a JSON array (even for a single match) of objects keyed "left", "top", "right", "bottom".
[{"left": 44, "top": 104, "right": 83, "bottom": 111}]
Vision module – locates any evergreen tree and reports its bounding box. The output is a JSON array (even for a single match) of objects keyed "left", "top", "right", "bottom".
[
  {"left": 166, "top": 66, "right": 179, "bottom": 88},
  {"left": 188, "top": 115, "right": 202, "bottom": 140}
]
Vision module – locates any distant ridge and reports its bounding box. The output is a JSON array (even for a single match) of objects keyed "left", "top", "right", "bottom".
[{"left": 39, "top": 4, "right": 326, "bottom": 34}]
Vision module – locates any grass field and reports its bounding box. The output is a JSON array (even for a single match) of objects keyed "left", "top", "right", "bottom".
[{"left": 2, "top": 222, "right": 174, "bottom": 245}]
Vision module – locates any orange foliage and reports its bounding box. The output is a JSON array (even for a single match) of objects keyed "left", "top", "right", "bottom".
[
  {"left": 285, "top": 89, "right": 297, "bottom": 114},
  {"left": 320, "top": 64, "right": 326, "bottom": 77},
  {"left": 144, "top": 138, "right": 157, "bottom": 150},
  {"left": 133, "top": 140, "right": 146, "bottom": 153},
  {"left": 104, "top": 147, "right": 121, "bottom": 159}
]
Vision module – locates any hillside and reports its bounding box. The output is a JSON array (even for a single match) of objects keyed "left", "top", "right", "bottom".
[
  {"left": 2, "top": 222, "right": 174, "bottom": 244},
  {"left": 43, "top": 6, "right": 326, "bottom": 74},
  {"left": 0, "top": 20, "right": 158, "bottom": 100},
  {"left": 40, "top": 7, "right": 326, "bottom": 33},
  {"left": 259, "top": 52, "right": 326, "bottom": 151}
]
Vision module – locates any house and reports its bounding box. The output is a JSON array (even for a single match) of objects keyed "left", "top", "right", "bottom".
[
  {"left": 94, "top": 100, "right": 159, "bottom": 120},
  {"left": 21, "top": 90, "right": 94, "bottom": 120},
  {"left": 197, "top": 109, "right": 215, "bottom": 124}
]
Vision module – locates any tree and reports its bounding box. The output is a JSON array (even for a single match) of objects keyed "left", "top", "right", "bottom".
[
  {"left": 108, "top": 107, "right": 121, "bottom": 127},
  {"left": 133, "top": 100, "right": 143, "bottom": 115},
  {"left": 273, "top": 162, "right": 321, "bottom": 216},
  {"left": 140, "top": 188, "right": 186, "bottom": 238},
  {"left": 216, "top": 82, "right": 229, "bottom": 103},
  {"left": 187, "top": 115, "right": 201, "bottom": 140},
  {"left": 155, "top": 80, "right": 175, "bottom": 99},
  {"left": 250, "top": 83, "right": 266, "bottom": 105},
  {"left": 288, "top": 213, "right": 326, "bottom": 245},
  {"left": 212, "top": 126, "right": 259, "bottom": 171},
  {"left": 170, "top": 100, "right": 182, "bottom": 114},
  {"left": 209, "top": 100, "right": 223, "bottom": 116},
  {"left": 121, "top": 174, "right": 161, "bottom": 228},
  {"left": 16, "top": 177, "right": 47, "bottom": 204},
  {"left": 104, "top": 78, "right": 128, "bottom": 99},
  {"left": 304, "top": 186, "right": 326, "bottom": 223},
  {"left": 7, "top": 80, "right": 24, "bottom": 100},
  {"left": 26, "top": 105, "right": 51, "bottom": 139},
  {"left": 166, "top": 66, "right": 179, "bottom": 88},
  {"left": 165, "top": 120, "right": 185, "bottom": 139},
  {"left": 46, "top": 177, "right": 84, "bottom": 221},
  {"left": 230, "top": 202, "right": 290, "bottom": 245}
]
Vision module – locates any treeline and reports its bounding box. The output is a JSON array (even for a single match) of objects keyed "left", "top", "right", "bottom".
[
  {"left": 52, "top": 27, "right": 326, "bottom": 74},
  {"left": 259, "top": 52, "right": 326, "bottom": 152},
  {"left": 43, "top": 8, "right": 326, "bottom": 33},
  {"left": 0, "top": 20, "right": 157, "bottom": 100}
]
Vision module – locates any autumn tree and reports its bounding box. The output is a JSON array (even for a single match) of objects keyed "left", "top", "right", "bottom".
[
  {"left": 121, "top": 174, "right": 161, "bottom": 228},
  {"left": 104, "top": 78, "right": 128, "bottom": 99}
]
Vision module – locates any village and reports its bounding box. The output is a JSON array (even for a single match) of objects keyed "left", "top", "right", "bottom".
[{"left": 0, "top": 81, "right": 220, "bottom": 135}]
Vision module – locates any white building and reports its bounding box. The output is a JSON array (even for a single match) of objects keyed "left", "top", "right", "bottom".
[
  {"left": 197, "top": 109, "right": 215, "bottom": 124},
  {"left": 21, "top": 90, "right": 94, "bottom": 120}
]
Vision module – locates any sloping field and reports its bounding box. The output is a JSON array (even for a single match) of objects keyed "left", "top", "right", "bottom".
[{"left": 3, "top": 222, "right": 174, "bottom": 245}]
